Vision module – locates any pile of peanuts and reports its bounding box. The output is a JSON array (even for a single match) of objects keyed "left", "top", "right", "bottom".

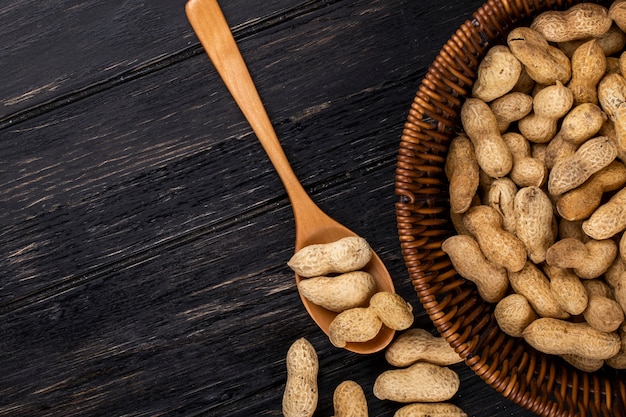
[
  {"left": 443, "top": 1, "right": 626, "bottom": 372},
  {"left": 283, "top": 237, "right": 467, "bottom": 417},
  {"left": 288, "top": 236, "right": 414, "bottom": 348}
]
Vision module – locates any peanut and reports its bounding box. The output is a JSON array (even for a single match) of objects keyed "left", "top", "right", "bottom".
[
  {"left": 472, "top": 45, "right": 522, "bottom": 102},
  {"left": 560, "top": 354, "right": 605, "bottom": 372},
  {"left": 518, "top": 81, "right": 574, "bottom": 143},
  {"left": 449, "top": 194, "right": 479, "bottom": 236},
  {"left": 583, "top": 187, "right": 626, "bottom": 239},
  {"left": 598, "top": 72, "right": 626, "bottom": 161},
  {"left": 556, "top": 161, "right": 626, "bottom": 221},
  {"left": 503, "top": 133, "right": 547, "bottom": 187},
  {"left": 282, "top": 338, "right": 318, "bottom": 417},
  {"left": 332, "top": 380, "right": 368, "bottom": 417},
  {"left": 441, "top": 234, "right": 509, "bottom": 303},
  {"left": 297, "top": 271, "right": 377, "bottom": 313},
  {"left": 373, "top": 362, "right": 460, "bottom": 403},
  {"left": 288, "top": 237, "right": 372, "bottom": 277},
  {"left": 507, "top": 27, "right": 571, "bottom": 85},
  {"left": 581, "top": 278, "right": 623, "bottom": 334},
  {"left": 460, "top": 98, "right": 513, "bottom": 178},
  {"left": 522, "top": 317, "right": 621, "bottom": 360},
  {"left": 543, "top": 264, "right": 588, "bottom": 316},
  {"left": 462, "top": 205, "right": 527, "bottom": 272},
  {"left": 530, "top": 3, "right": 612, "bottom": 43},
  {"left": 568, "top": 39, "right": 607, "bottom": 105},
  {"left": 445, "top": 136, "right": 479, "bottom": 214},
  {"left": 605, "top": 258, "right": 626, "bottom": 330},
  {"left": 558, "top": 26, "right": 626, "bottom": 58},
  {"left": 328, "top": 307, "right": 383, "bottom": 348},
  {"left": 582, "top": 293, "right": 624, "bottom": 333},
  {"left": 494, "top": 293, "right": 538, "bottom": 337},
  {"left": 610, "top": 0, "right": 626, "bottom": 33},
  {"left": 394, "top": 403, "right": 467, "bottom": 417},
  {"left": 548, "top": 135, "right": 617, "bottom": 196},
  {"left": 514, "top": 186, "right": 555, "bottom": 263},
  {"left": 486, "top": 177, "right": 518, "bottom": 234},
  {"left": 545, "top": 238, "right": 617, "bottom": 279},
  {"left": 544, "top": 102, "right": 606, "bottom": 169},
  {"left": 606, "top": 324, "right": 626, "bottom": 369},
  {"left": 490, "top": 92, "right": 533, "bottom": 133},
  {"left": 508, "top": 261, "right": 569, "bottom": 319},
  {"left": 369, "top": 292, "right": 414, "bottom": 331},
  {"left": 385, "top": 328, "right": 463, "bottom": 367}
]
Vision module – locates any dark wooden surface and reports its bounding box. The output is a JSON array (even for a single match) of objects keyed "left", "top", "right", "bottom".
[{"left": 0, "top": 1, "right": 537, "bottom": 416}]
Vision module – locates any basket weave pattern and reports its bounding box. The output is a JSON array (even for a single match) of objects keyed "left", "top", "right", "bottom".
[{"left": 394, "top": 1, "right": 626, "bottom": 416}]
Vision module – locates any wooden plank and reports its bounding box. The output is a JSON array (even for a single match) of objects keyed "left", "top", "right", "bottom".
[
  {"left": 0, "top": 0, "right": 482, "bottom": 303},
  {"left": 0, "top": 194, "right": 531, "bottom": 416},
  {"left": 0, "top": 0, "right": 312, "bottom": 118}
]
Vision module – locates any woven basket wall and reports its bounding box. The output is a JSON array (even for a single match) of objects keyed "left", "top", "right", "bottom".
[{"left": 394, "top": 1, "right": 626, "bottom": 416}]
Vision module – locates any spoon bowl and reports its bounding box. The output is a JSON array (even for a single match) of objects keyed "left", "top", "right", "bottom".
[{"left": 186, "top": 0, "right": 395, "bottom": 353}]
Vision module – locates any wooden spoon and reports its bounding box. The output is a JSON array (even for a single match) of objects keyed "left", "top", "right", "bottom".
[{"left": 186, "top": 0, "right": 395, "bottom": 353}]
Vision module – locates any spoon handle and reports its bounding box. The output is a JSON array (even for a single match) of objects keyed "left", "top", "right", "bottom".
[{"left": 186, "top": 0, "right": 311, "bottom": 207}]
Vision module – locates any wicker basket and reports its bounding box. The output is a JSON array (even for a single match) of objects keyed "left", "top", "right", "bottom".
[{"left": 394, "top": 1, "right": 626, "bottom": 416}]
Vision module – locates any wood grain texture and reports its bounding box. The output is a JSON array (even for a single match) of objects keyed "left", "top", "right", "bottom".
[{"left": 0, "top": 0, "right": 536, "bottom": 416}]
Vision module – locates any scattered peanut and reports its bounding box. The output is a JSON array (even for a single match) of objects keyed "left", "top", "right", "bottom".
[
  {"left": 582, "top": 293, "right": 624, "bottom": 333},
  {"left": 598, "top": 72, "right": 626, "bottom": 160},
  {"left": 373, "top": 362, "right": 460, "bottom": 403},
  {"left": 610, "top": 0, "right": 626, "bottom": 33},
  {"left": 385, "top": 328, "right": 463, "bottom": 367},
  {"left": 332, "top": 380, "right": 368, "bottom": 417},
  {"left": 393, "top": 403, "right": 467, "bottom": 417},
  {"left": 282, "top": 338, "right": 319, "bottom": 417},
  {"left": 544, "top": 102, "right": 606, "bottom": 169}
]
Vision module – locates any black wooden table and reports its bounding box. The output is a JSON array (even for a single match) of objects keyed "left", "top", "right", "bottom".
[{"left": 0, "top": 1, "right": 537, "bottom": 416}]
